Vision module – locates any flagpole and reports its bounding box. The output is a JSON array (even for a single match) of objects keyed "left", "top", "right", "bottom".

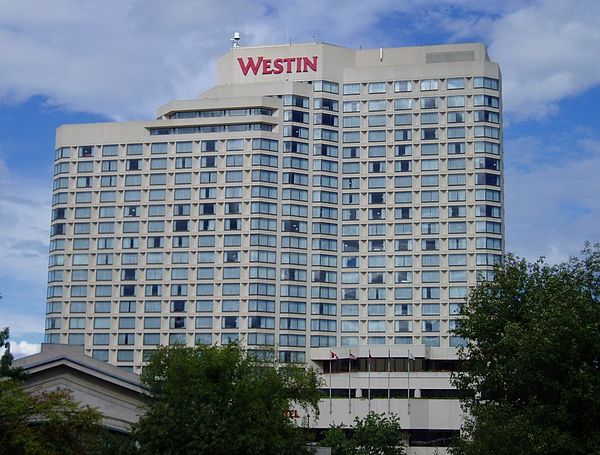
[
  {"left": 329, "top": 352, "right": 333, "bottom": 414},
  {"left": 368, "top": 350, "right": 371, "bottom": 414},
  {"left": 387, "top": 349, "right": 391, "bottom": 414},
  {"left": 407, "top": 349, "right": 411, "bottom": 416},
  {"left": 347, "top": 352, "right": 351, "bottom": 414}
]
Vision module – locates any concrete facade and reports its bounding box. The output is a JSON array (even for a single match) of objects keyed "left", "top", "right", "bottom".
[
  {"left": 45, "top": 42, "right": 502, "bottom": 449},
  {"left": 13, "top": 344, "right": 147, "bottom": 432}
]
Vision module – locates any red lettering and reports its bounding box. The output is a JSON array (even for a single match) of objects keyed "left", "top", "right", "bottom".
[
  {"left": 304, "top": 56, "right": 318, "bottom": 72},
  {"left": 262, "top": 58, "right": 272, "bottom": 74},
  {"left": 238, "top": 56, "right": 318, "bottom": 76},
  {"left": 273, "top": 58, "right": 284, "bottom": 74},
  {"left": 237, "top": 56, "right": 263, "bottom": 76},
  {"left": 284, "top": 58, "right": 294, "bottom": 73}
]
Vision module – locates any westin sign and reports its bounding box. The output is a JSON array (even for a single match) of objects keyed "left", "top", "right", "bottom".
[{"left": 237, "top": 56, "right": 318, "bottom": 75}]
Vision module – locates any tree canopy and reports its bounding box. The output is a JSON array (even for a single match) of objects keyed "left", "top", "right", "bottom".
[
  {"left": 321, "top": 412, "right": 406, "bottom": 455},
  {"left": 0, "top": 328, "right": 121, "bottom": 455},
  {"left": 132, "top": 343, "right": 322, "bottom": 455},
  {"left": 451, "top": 244, "right": 600, "bottom": 455},
  {"left": 0, "top": 327, "right": 25, "bottom": 380}
]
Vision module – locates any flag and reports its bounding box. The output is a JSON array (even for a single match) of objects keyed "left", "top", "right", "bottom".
[
  {"left": 348, "top": 351, "right": 354, "bottom": 414},
  {"left": 368, "top": 351, "right": 375, "bottom": 364},
  {"left": 387, "top": 349, "right": 391, "bottom": 413},
  {"left": 329, "top": 351, "right": 337, "bottom": 414},
  {"left": 407, "top": 350, "right": 413, "bottom": 415},
  {"left": 367, "top": 350, "right": 372, "bottom": 413}
]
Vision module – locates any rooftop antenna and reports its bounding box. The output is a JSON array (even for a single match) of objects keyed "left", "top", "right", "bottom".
[
  {"left": 231, "top": 31, "right": 241, "bottom": 49},
  {"left": 286, "top": 5, "right": 291, "bottom": 45}
]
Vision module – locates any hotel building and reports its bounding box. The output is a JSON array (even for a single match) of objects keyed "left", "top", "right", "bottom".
[{"left": 46, "top": 42, "right": 502, "bottom": 450}]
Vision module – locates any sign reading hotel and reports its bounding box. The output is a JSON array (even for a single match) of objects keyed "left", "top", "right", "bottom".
[{"left": 237, "top": 56, "right": 318, "bottom": 75}]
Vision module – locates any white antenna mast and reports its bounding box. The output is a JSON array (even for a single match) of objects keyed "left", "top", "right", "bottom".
[
  {"left": 286, "top": 5, "right": 291, "bottom": 45},
  {"left": 231, "top": 31, "right": 241, "bottom": 49}
]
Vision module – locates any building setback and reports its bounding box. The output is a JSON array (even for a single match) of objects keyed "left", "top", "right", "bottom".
[{"left": 46, "top": 42, "right": 502, "bottom": 450}]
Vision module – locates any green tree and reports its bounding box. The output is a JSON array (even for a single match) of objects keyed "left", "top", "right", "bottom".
[
  {"left": 451, "top": 244, "right": 600, "bottom": 455},
  {"left": 0, "top": 381, "right": 104, "bottom": 455},
  {"left": 132, "top": 343, "right": 322, "bottom": 455},
  {"left": 321, "top": 412, "right": 405, "bottom": 455},
  {"left": 0, "top": 327, "right": 25, "bottom": 380},
  {"left": 320, "top": 424, "right": 353, "bottom": 455},
  {"left": 353, "top": 412, "right": 405, "bottom": 455},
  {"left": 0, "top": 328, "right": 113, "bottom": 455}
]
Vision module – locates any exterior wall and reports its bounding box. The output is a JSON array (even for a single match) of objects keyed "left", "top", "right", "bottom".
[
  {"left": 308, "top": 345, "right": 462, "bottom": 447},
  {"left": 14, "top": 344, "right": 146, "bottom": 432},
  {"left": 45, "top": 42, "right": 502, "bottom": 447},
  {"left": 310, "top": 388, "right": 462, "bottom": 430},
  {"left": 19, "top": 366, "right": 144, "bottom": 432}
]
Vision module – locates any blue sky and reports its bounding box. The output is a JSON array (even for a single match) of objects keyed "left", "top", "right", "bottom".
[{"left": 1, "top": 0, "right": 599, "bottom": 356}]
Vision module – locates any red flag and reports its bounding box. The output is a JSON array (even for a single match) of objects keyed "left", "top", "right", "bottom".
[{"left": 331, "top": 351, "right": 339, "bottom": 360}]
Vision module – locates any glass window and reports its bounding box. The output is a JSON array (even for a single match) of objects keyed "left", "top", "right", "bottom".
[
  {"left": 448, "top": 127, "right": 465, "bottom": 139},
  {"left": 448, "top": 158, "right": 466, "bottom": 170},
  {"left": 150, "top": 142, "right": 167, "bottom": 154},
  {"left": 447, "top": 77, "right": 465, "bottom": 89},
  {"left": 420, "top": 79, "right": 438, "bottom": 91},
  {"left": 422, "top": 320, "right": 440, "bottom": 332},
  {"left": 368, "top": 131, "right": 386, "bottom": 142},
  {"left": 226, "top": 139, "right": 244, "bottom": 151},
  {"left": 394, "top": 81, "right": 412, "bottom": 92},
  {"left": 126, "top": 144, "right": 143, "bottom": 155},
  {"left": 394, "top": 321, "right": 412, "bottom": 333},
  {"left": 474, "top": 77, "right": 500, "bottom": 90},
  {"left": 283, "top": 95, "right": 309, "bottom": 108},
  {"left": 420, "top": 97, "right": 437, "bottom": 109},
  {"left": 343, "top": 83, "right": 360, "bottom": 95},
  {"left": 314, "top": 98, "right": 339, "bottom": 112},
  {"left": 343, "top": 101, "right": 360, "bottom": 113},
  {"left": 447, "top": 95, "right": 465, "bottom": 107},
  {"left": 102, "top": 145, "right": 118, "bottom": 156},
  {"left": 313, "top": 80, "right": 339, "bottom": 94},
  {"left": 343, "top": 116, "right": 360, "bottom": 128},
  {"left": 422, "top": 303, "right": 440, "bottom": 316},
  {"left": 421, "top": 128, "right": 439, "bottom": 140},
  {"left": 394, "top": 129, "right": 411, "bottom": 141},
  {"left": 368, "top": 99, "right": 386, "bottom": 112},
  {"left": 369, "top": 115, "right": 386, "bottom": 127},
  {"left": 174, "top": 141, "right": 192, "bottom": 153},
  {"left": 421, "top": 159, "right": 438, "bottom": 171},
  {"left": 394, "top": 98, "right": 412, "bottom": 110},
  {"left": 421, "top": 112, "right": 438, "bottom": 124},
  {"left": 368, "top": 82, "right": 386, "bottom": 94}
]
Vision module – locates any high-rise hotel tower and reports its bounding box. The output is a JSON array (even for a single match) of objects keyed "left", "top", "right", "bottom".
[{"left": 46, "top": 42, "right": 502, "bottom": 446}]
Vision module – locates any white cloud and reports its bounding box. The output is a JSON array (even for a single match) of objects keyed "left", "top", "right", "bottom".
[
  {"left": 418, "top": 0, "right": 600, "bottom": 120},
  {"left": 0, "top": 340, "right": 41, "bottom": 359},
  {"left": 0, "top": 0, "right": 598, "bottom": 335},
  {"left": 0, "top": 159, "right": 50, "bottom": 283},
  {"left": 0, "top": 0, "right": 598, "bottom": 121},
  {"left": 0, "top": 309, "right": 44, "bottom": 340},
  {"left": 0, "top": 158, "right": 49, "bottom": 340},
  {"left": 486, "top": 0, "right": 600, "bottom": 119},
  {"left": 0, "top": 0, "right": 497, "bottom": 119},
  {"left": 505, "top": 136, "right": 600, "bottom": 262},
  {"left": 0, "top": 0, "right": 407, "bottom": 119}
]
